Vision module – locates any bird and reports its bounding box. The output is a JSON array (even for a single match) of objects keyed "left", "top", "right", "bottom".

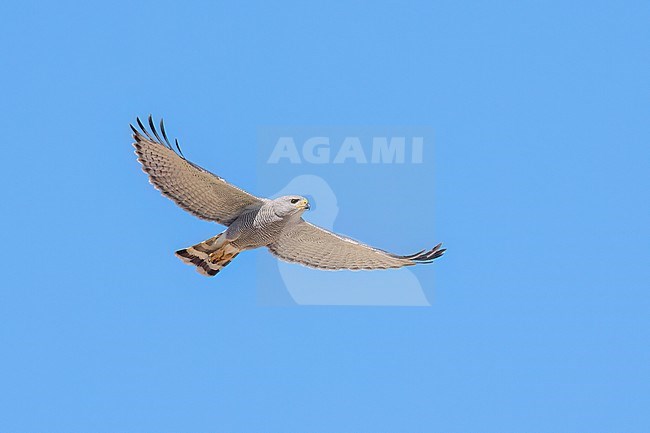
[{"left": 131, "top": 116, "right": 446, "bottom": 277}]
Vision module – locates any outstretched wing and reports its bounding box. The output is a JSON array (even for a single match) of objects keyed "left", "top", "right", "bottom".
[
  {"left": 131, "top": 116, "right": 263, "bottom": 226},
  {"left": 268, "top": 220, "right": 445, "bottom": 270}
]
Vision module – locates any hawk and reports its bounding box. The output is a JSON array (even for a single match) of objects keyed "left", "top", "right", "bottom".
[{"left": 132, "top": 116, "right": 445, "bottom": 276}]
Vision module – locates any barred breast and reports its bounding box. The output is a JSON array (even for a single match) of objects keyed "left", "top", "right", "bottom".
[{"left": 227, "top": 203, "right": 291, "bottom": 250}]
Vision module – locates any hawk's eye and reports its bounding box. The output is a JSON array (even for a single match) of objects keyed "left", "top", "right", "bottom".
[{"left": 290, "top": 198, "right": 300, "bottom": 204}]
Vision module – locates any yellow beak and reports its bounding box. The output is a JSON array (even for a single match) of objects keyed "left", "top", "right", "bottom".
[{"left": 297, "top": 199, "right": 310, "bottom": 210}]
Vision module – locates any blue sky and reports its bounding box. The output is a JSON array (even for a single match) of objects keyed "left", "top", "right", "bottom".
[{"left": 1, "top": 0, "right": 649, "bottom": 431}]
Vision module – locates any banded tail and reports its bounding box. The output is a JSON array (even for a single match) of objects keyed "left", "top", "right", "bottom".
[{"left": 175, "top": 234, "right": 240, "bottom": 277}]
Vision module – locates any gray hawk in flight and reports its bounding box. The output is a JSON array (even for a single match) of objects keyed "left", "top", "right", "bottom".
[{"left": 131, "top": 116, "right": 445, "bottom": 276}]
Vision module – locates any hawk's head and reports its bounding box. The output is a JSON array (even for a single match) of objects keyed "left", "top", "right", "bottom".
[{"left": 273, "top": 195, "right": 310, "bottom": 217}]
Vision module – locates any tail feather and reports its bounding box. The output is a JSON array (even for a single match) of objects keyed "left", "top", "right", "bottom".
[{"left": 175, "top": 234, "right": 240, "bottom": 277}]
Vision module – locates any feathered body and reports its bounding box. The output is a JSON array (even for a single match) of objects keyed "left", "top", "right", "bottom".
[{"left": 176, "top": 198, "right": 307, "bottom": 276}]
